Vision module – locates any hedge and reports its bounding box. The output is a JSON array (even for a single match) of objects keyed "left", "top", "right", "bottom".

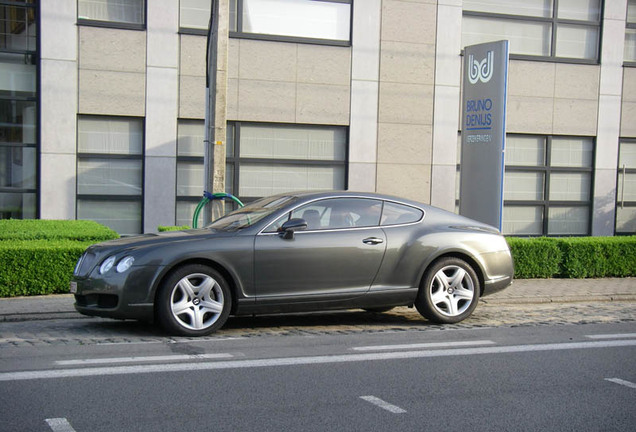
[
  {"left": 0, "top": 219, "right": 118, "bottom": 242},
  {"left": 506, "top": 236, "right": 636, "bottom": 279},
  {"left": 0, "top": 240, "right": 94, "bottom": 297},
  {"left": 0, "top": 220, "right": 119, "bottom": 297}
]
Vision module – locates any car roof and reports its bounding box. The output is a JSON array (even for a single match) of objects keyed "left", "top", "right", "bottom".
[{"left": 277, "top": 190, "right": 427, "bottom": 209}]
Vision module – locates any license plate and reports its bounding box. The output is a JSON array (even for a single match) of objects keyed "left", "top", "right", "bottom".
[{"left": 69, "top": 281, "right": 77, "bottom": 294}]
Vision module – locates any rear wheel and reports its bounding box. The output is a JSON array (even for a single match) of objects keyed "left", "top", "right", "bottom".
[
  {"left": 415, "top": 257, "right": 480, "bottom": 324},
  {"left": 157, "top": 264, "right": 231, "bottom": 336}
]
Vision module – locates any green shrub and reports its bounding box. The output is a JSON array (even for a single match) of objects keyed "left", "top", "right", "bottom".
[
  {"left": 507, "top": 236, "right": 636, "bottom": 279},
  {"left": 557, "top": 236, "right": 636, "bottom": 278},
  {"left": 506, "top": 237, "right": 561, "bottom": 278},
  {"left": 0, "top": 219, "right": 118, "bottom": 242},
  {"left": 0, "top": 240, "right": 93, "bottom": 297},
  {"left": 157, "top": 225, "right": 191, "bottom": 232}
]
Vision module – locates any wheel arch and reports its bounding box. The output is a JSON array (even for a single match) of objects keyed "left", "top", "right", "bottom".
[
  {"left": 152, "top": 258, "right": 242, "bottom": 318},
  {"left": 419, "top": 252, "right": 486, "bottom": 296}
]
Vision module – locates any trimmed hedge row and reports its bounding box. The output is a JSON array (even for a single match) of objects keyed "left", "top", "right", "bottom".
[
  {"left": 0, "top": 219, "right": 118, "bottom": 241},
  {"left": 506, "top": 236, "right": 636, "bottom": 279},
  {"left": 0, "top": 223, "right": 634, "bottom": 297},
  {"left": 0, "top": 240, "right": 94, "bottom": 297},
  {"left": 0, "top": 220, "right": 120, "bottom": 297}
]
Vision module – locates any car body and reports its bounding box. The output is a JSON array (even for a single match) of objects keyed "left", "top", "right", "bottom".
[{"left": 71, "top": 191, "right": 514, "bottom": 336}]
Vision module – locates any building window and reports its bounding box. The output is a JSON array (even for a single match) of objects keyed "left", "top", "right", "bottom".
[
  {"left": 0, "top": 0, "right": 37, "bottom": 220},
  {"left": 503, "top": 135, "right": 594, "bottom": 236},
  {"left": 626, "top": 0, "right": 636, "bottom": 64},
  {"left": 462, "top": 0, "right": 601, "bottom": 62},
  {"left": 175, "top": 120, "right": 348, "bottom": 226},
  {"left": 179, "top": 0, "right": 218, "bottom": 33},
  {"left": 229, "top": 122, "right": 347, "bottom": 200},
  {"left": 78, "top": 0, "right": 145, "bottom": 29},
  {"left": 617, "top": 140, "right": 636, "bottom": 234},
  {"left": 231, "top": 0, "right": 351, "bottom": 45},
  {"left": 77, "top": 116, "right": 144, "bottom": 235}
]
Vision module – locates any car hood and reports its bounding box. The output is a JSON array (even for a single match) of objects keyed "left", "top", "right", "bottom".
[{"left": 86, "top": 229, "right": 232, "bottom": 255}]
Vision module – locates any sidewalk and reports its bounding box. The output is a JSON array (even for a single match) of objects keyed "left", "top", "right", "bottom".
[{"left": 0, "top": 278, "right": 635, "bottom": 322}]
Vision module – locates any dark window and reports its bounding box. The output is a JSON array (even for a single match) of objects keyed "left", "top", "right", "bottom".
[
  {"left": 503, "top": 135, "right": 594, "bottom": 236},
  {"left": 0, "top": 0, "right": 37, "bottom": 219}
]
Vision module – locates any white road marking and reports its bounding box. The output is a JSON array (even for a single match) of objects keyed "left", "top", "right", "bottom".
[
  {"left": 45, "top": 418, "right": 76, "bottom": 432},
  {"left": 586, "top": 333, "right": 636, "bottom": 340},
  {"left": 55, "top": 353, "right": 233, "bottom": 366},
  {"left": 2, "top": 339, "right": 635, "bottom": 382},
  {"left": 605, "top": 378, "right": 636, "bottom": 389},
  {"left": 353, "top": 340, "right": 495, "bottom": 351},
  {"left": 360, "top": 396, "right": 406, "bottom": 414}
]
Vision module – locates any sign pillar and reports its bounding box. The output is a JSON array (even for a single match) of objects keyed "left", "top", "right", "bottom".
[
  {"left": 204, "top": 0, "right": 229, "bottom": 223},
  {"left": 459, "top": 40, "right": 509, "bottom": 230}
]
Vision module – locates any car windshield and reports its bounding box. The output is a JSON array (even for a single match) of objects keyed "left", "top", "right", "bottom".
[{"left": 205, "top": 195, "right": 298, "bottom": 232}]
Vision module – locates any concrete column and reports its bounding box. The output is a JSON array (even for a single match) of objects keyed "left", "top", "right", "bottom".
[
  {"left": 348, "top": 0, "right": 381, "bottom": 192},
  {"left": 39, "top": 0, "right": 78, "bottom": 220},
  {"left": 592, "top": 0, "right": 627, "bottom": 236},
  {"left": 431, "top": 0, "right": 462, "bottom": 212},
  {"left": 144, "top": 0, "right": 179, "bottom": 232}
]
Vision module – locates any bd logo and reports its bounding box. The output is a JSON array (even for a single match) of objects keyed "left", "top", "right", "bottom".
[{"left": 468, "top": 50, "right": 494, "bottom": 84}]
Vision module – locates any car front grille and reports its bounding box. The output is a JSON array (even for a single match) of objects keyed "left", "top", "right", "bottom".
[{"left": 74, "top": 252, "right": 97, "bottom": 277}]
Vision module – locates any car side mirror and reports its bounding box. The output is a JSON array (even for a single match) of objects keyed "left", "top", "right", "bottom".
[{"left": 280, "top": 218, "right": 308, "bottom": 240}]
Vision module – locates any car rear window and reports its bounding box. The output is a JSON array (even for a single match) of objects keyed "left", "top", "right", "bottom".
[{"left": 380, "top": 202, "right": 423, "bottom": 226}]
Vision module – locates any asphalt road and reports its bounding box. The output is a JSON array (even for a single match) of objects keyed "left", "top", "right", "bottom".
[{"left": 1, "top": 313, "right": 635, "bottom": 431}]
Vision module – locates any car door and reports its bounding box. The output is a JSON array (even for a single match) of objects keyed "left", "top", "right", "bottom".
[{"left": 253, "top": 198, "right": 386, "bottom": 299}]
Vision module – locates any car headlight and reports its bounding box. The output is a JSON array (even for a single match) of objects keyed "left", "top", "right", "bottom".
[
  {"left": 116, "top": 256, "right": 135, "bottom": 273},
  {"left": 99, "top": 256, "right": 116, "bottom": 275}
]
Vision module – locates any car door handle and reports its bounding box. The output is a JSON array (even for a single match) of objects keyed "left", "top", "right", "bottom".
[{"left": 363, "top": 237, "right": 384, "bottom": 245}]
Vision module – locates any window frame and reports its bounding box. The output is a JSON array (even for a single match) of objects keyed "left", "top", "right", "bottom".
[
  {"left": 462, "top": 0, "right": 603, "bottom": 64},
  {"left": 626, "top": 0, "right": 636, "bottom": 66},
  {"left": 0, "top": 0, "right": 39, "bottom": 219},
  {"left": 228, "top": 121, "right": 349, "bottom": 204},
  {"left": 616, "top": 138, "right": 636, "bottom": 235},
  {"left": 76, "top": 115, "right": 145, "bottom": 234},
  {"left": 503, "top": 134, "right": 595, "bottom": 236},
  {"left": 77, "top": 0, "right": 147, "bottom": 31}
]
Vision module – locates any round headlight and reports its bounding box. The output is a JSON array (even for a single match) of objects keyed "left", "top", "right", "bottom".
[
  {"left": 99, "top": 256, "right": 116, "bottom": 275},
  {"left": 116, "top": 256, "right": 135, "bottom": 273}
]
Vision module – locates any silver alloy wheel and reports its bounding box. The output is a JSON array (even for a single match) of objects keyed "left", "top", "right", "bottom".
[
  {"left": 428, "top": 264, "right": 475, "bottom": 317},
  {"left": 169, "top": 273, "right": 224, "bottom": 331}
]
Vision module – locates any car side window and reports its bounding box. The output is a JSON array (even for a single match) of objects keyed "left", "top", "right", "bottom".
[
  {"left": 380, "top": 202, "right": 423, "bottom": 226},
  {"left": 291, "top": 198, "right": 382, "bottom": 230}
]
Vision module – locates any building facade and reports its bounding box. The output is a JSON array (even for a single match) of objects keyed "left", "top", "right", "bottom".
[{"left": 3, "top": 0, "right": 635, "bottom": 235}]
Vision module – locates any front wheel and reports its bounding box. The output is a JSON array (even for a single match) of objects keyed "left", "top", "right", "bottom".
[
  {"left": 156, "top": 264, "right": 231, "bottom": 336},
  {"left": 415, "top": 258, "right": 480, "bottom": 324}
]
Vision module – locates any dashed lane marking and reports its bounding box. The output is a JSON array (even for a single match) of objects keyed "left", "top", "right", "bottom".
[
  {"left": 586, "top": 333, "right": 636, "bottom": 340},
  {"left": 55, "top": 353, "right": 233, "bottom": 366},
  {"left": 45, "top": 418, "right": 76, "bottom": 432},
  {"left": 605, "top": 378, "right": 636, "bottom": 389},
  {"left": 360, "top": 396, "right": 406, "bottom": 414},
  {"left": 352, "top": 340, "right": 495, "bottom": 351}
]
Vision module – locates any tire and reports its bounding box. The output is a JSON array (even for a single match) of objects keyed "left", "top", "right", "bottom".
[
  {"left": 363, "top": 307, "right": 395, "bottom": 313},
  {"left": 415, "top": 257, "right": 480, "bottom": 324},
  {"left": 156, "top": 264, "right": 231, "bottom": 336}
]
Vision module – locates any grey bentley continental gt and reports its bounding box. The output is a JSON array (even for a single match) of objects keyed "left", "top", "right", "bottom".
[{"left": 71, "top": 191, "right": 514, "bottom": 336}]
